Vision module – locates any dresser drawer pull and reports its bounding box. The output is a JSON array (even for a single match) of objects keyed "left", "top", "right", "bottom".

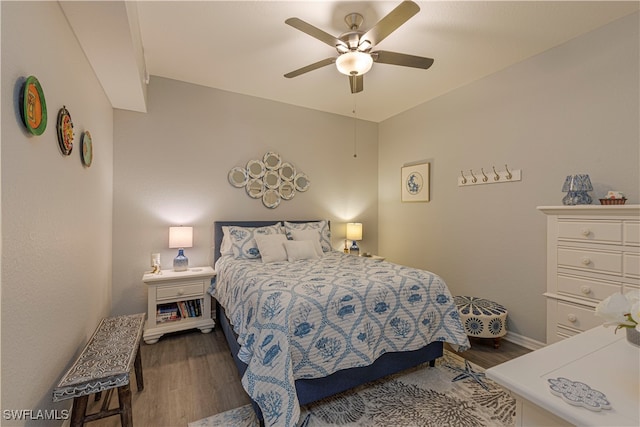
[
  {"left": 567, "top": 314, "right": 577, "bottom": 323},
  {"left": 178, "top": 288, "right": 185, "bottom": 296},
  {"left": 581, "top": 257, "right": 591, "bottom": 266},
  {"left": 581, "top": 228, "right": 591, "bottom": 237},
  {"left": 579, "top": 285, "right": 592, "bottom": 295}
]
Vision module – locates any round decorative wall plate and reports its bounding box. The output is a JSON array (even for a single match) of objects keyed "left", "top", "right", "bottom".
[
  {"left": 56, "top": 106, "right": 74, "bottom": 156},
  {"left": 20, "top": 76, "right": 47, "bottom": 135},
  {"left": 81, "top": 130, "right": 93, "bottom": 167}
]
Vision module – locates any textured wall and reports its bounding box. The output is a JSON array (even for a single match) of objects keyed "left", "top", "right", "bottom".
[
  {"left": 112, "top": 77, "right": 378, "bottom": 316},
  {"left": 1, "top": 1, "right": 114, "bottom": 421},
  {"left": 378, "top": 12, "right": 639, "bottom": 344}
]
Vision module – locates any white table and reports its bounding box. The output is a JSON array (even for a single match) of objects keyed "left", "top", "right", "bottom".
[{"left": 486, "top": 326, "right": 639, "bottom": 426}]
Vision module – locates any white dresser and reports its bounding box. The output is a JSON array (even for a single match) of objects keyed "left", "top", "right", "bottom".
[{"left": 538, "top": 205, "right": 640, "bottom": 344}]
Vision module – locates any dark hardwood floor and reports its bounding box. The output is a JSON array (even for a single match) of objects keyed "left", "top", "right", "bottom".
[{"left": 86, "top": 328, "right": 530, "bottom": 426}]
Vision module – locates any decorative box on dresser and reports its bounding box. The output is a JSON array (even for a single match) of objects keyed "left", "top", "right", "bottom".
[
  {"left": 142, "top": 266, "right": 216, "bottom": 344},
  {"left": 538, "top": 205, "right": 640, "bottom": 344}
]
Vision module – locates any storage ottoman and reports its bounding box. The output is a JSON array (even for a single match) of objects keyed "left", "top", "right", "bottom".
[{"left": 454, "top": 296, "right": 508, "bottom": 348}]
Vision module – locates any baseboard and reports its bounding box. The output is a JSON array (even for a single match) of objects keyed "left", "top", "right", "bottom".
[{"left": 504, "top": 331, "right": 545, "bottom": 351}]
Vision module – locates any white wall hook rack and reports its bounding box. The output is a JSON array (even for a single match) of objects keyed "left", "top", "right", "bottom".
[{"left": 458, "top": 165, "right": 521, "bottom": 187}]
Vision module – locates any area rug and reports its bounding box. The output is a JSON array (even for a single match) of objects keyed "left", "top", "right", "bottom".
[{"left": 189, "top": 350, "right": 515, "bottom": 427}]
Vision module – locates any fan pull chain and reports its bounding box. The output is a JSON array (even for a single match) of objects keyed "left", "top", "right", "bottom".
[{"left": 352, "top": 97, "right": 358, "bottom": 158}]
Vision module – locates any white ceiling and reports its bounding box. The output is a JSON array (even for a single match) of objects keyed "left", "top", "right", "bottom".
[{"left": 65, "top": 1, "right": 639, "bottom": 123}]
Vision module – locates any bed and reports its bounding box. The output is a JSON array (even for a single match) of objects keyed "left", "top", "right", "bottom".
[{"left": 210, "top": 220, "right": 469, "bottom": 427}]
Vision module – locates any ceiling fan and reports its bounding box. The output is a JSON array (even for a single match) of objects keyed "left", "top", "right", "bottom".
[{"left": 284, "top": 0, "right": 434, "bottom": 93}]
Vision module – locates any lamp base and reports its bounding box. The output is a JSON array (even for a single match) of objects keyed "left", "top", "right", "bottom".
[
  {"left": 173, "top": 248, "right": 189, "bottom": 272},
  {"left": 349, "top": 241, "right": 360, "bottom": 256},
  {"left": 562, "top": 191, "right": 592, "bottom": 205}
]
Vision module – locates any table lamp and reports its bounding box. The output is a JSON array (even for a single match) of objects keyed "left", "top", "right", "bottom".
[
  {"left": 346, "top": 222, "right": 362, "bottom": 256},
  {"left": 561, "top": 174, "right": 593, "bottom": 205},
  {"left": 169, "top": 226, "right": 193, "bottom": 271}
]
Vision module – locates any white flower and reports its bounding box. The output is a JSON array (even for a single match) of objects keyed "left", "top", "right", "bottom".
[
  {"left": 630, "top": 300, "right": 640, "bottom": 332},
  {"left": 595, "top": 292, "right": 636, "bottom": 328}
]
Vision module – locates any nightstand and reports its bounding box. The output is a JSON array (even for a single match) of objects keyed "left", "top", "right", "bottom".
[{"left": 142, "top": 266, "right": 216, "bottom": 344}]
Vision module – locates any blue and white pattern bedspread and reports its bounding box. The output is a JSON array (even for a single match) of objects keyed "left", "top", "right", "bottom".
[{"left": 211, "top": 251, "right": 469, "bottom": 427}]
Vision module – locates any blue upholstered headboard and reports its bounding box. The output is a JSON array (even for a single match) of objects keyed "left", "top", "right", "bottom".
[{"left": 213, "top": 220, "right": 329, "bottom": 263}]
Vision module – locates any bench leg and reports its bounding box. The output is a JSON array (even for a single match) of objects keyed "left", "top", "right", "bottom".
[
  {"left": 134, "top": 344, "right": 144, "bottom": 391},
  {"left": 118, "top": 384, "right": 133, "bottom": 427},
  {"left": 70, "top": 395, "right": 88, "bottom": 427}
]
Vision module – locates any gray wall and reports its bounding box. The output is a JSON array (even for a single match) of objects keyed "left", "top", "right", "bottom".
[
  {"left": 1, "top": 1, "right": 114, "bottom": 420},
  {"left": 378, "top": 12, "right": 639, "bottom": 345},
  {"left": 112, "top": 77, "right": 378, "bottom": 316}
]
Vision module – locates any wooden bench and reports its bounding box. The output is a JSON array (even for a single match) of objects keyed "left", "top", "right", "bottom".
[{"left": 53, "top": 313, "right": 145, "bottom": 427}]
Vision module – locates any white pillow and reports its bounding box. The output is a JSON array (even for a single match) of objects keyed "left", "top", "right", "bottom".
[
  {"left": 290, "top": 229, "right": 323, "bottom": 257},
  {"left": 254, "top": 234, "right": 288, "bottom": 263},
  {"left": 227, "top": 223, "right": 283, "bottom": 259},
  {"left": 284, "top": 220, "right": 331, "bottom": 252},
  {"left": 220, "top": 226, "right": 233, "bottom": 256},
  {"left": 284, "top": 240, "right": 320, "bottom": 262}
]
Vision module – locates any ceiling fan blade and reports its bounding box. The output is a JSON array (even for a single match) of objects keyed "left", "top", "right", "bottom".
[
  {"left": 285, "top": 18, "right": 347, "bottom": 50},
  {"left": 372, "top": 50, "right": 434, "bottom": 69},
  {"left": 360, "top": 1, "right": 420, "bottom": 47},
  {"left": 284, "top": 57, "right": 336, "bottom": 78},
  {"left": 349, "top": 75, "right": 363, "bottom": 93}
]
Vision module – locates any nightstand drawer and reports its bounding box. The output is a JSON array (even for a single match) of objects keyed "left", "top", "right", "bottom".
[
  {"left": 558, "top": 220, "right": 621, "bottom": 243},
  {"left": 557, "top": 274, "right": 621, "bottom": 301},
  {"left": 556, "top": 301, "right": 600, "bottom": 332},
  {"left": 557, "top": 247, "right": 622, "bottom": 275},
  {"left": 156, "top": 281, "right": 204, "bottom": 300}
]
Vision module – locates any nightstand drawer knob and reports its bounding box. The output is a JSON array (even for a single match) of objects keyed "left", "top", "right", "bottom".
[
  {"left": 581, "top": 257, "right": 591, "bottom": 266},
  {"left": 567, "top": 314, "right": 577, "bottom": 323},
  {"left": 581, "top": 228, "right": 591, "bottom": 237},
  {"left": 580, "top": 285, "right": 591, "bottom": 295},
  {"left": 178, "top": 288, "right": 185, "bottom": 295}
]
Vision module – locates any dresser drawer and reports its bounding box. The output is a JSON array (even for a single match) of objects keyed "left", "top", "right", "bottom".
[
  {"left": 624, "top": 253, "right": 640, "bottom": 279},
  {"left": 624, "top": 221, "right": 640, "bottom": 246},
  {"left": 558, "top": 220, "right": 621, "bottom": 243},
  {"left": 558, "top": 248, "right": 622, "bottom": 276},
  {"left": 557, "top": 274, "right": 621, "bottom": 301},
  {"left": 557, "top": 247, "right": 622, "bottom": 275},
  {"left": 156, "top": 281, "right": 204, "bottom": 300},
  {"left": 556, "top": 301, "right": 600, "bottom": 332}
]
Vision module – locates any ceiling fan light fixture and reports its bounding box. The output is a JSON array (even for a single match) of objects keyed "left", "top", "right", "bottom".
[{"left": 336, "top": 51, "right": 373, "bottom": 76}]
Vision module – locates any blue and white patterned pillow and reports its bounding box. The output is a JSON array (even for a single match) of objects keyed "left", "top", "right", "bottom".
[
  {"left": 284, "top": 220, "right": 331, "bottom": 252},
  {"left": 228, "top": 223, "right": 283, "bottom": 259}
]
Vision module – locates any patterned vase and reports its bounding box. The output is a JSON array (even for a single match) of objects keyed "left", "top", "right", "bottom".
[{"left": 626, "top": 327, "right": 640, "bottom": 348}]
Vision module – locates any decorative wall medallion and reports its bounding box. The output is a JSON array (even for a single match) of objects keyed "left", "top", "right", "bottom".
[
  {"left": 81, "top": 130, "right": 93, "bottom": 167},
  {"left": 20, "top": 76, "right": 47, "bottom": 135},
  {"left": 56, "top": 106, "right": 74, "bottom": 156},
  {"left": 229, "top": 152, "right": 309, "bottom": 208},
  {"left": 228, "top": 167, "right": 248, "bottom": 187}
]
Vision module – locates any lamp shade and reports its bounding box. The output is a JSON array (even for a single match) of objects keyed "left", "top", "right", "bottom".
[
  {"left": 336, "top": 52, "right": 373, "bottom": 76},
  {"left": 169, "top": 226, "right": 193, "bottom": 248},
  {"left": 562, "top": 174, "right": 593, "bottom": 192},
  {"left": 346, "top": 223, "right": 363, "bottom": 241}
]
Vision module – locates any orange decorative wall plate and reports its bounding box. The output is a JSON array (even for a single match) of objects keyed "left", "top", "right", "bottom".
[{"left": 20, "top": 76, "right": 47, "bottom": 135}]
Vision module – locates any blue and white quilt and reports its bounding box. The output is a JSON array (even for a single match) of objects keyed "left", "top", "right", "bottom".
[{"left": 210, "top": 251, "right": 470, "bottom": 427}]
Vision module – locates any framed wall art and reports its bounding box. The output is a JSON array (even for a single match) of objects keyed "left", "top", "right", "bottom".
[{"left": 401, "top": 162, "right": 430, "bottom": 202}]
